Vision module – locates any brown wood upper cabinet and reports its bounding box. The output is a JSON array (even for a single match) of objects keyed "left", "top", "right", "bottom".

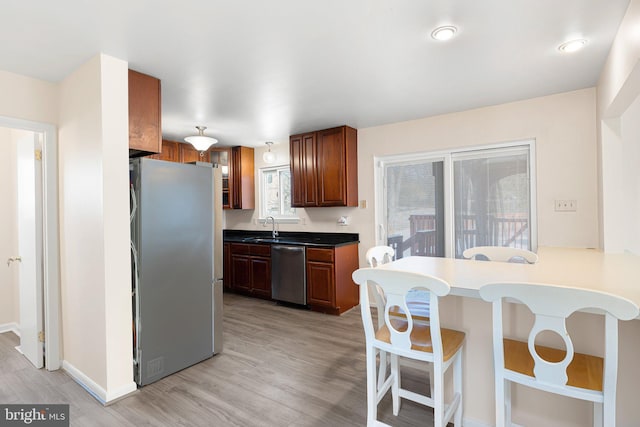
[
  {"left": 181, "top": 143, "right": 211, "bottom": 163},
  {"left": 231, "top": 146, "right": 255, "bottom": 210},
  {"left": 210, "top": 147, "right": 232, "bottom": 209},
  {"left": 289, "top": 125, "right": 358, "bottom": 207},
  {"left": 128, "top": 70, "right": 162, "bottom": 155},
  {"left": 149, "top": 140, "right": 210, "bottom": 163}
]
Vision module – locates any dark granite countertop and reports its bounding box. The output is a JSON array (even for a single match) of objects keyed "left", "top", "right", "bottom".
[{"left": 223, "top": 229, "right": 359, "bottom": 247}]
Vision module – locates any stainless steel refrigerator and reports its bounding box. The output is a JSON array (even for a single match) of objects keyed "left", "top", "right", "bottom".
[{"left": 130, "top": 158, "right": 222, "bottom": 386}]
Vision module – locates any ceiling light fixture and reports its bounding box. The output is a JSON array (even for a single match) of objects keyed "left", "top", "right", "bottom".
[
  {"left": 558, "top": 39, "right": 587, "bottom": 53},
  {"left": 184, "top": 126, "right": 218, "bottom": 151},
  {"left": 263, "top": 141, "right": 276, "bottom": 164},
  {"left": 431, "top": 25, "right": 457, "bottom": 41}
]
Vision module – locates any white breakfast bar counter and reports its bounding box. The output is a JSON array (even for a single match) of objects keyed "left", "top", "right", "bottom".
[{"left": 377, "top": 247, "right": 640, "bottom": 426}]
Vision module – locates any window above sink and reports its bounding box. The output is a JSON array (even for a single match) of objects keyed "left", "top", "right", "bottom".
[{"left": 259, "top": 164, "right": 300, "bottom": 223}]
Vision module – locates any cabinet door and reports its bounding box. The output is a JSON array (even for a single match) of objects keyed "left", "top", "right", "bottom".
[
  {"left": 182, "top": 144, "right": 210, "bottom": 163},
  {"left": 250, "top": 257, "right": 271, "bottom": 299},
  {"left": 290, "top": 132, "right": 317, "bottom": 207},
  {"left": 231, "top": 255, "right": 251, "bottom": 292},
  {"left": 129, "top": 70, "right": 162, "bottom": 154},
  {"left": 210, "top": 148, "right": 232, "bottom": 209},
  {"left": 160, "top": 140, "right": 181, "bottom": 162},
  {"left": 290, "top": 135, "right": 305, "bottom": 207},
  {"left": 223, "top": 243, "right": 231, "bottom": 290},
  {"left": 231, "top": 146, "right": 255, "bottom": 209},
  {"left": 302, "top": 133, "right": 318, "bottom": 206},
  {"left": 317, "top": 127, "right": 347, "bottom": 206},
  {"left": 306, "top": 261, "right": 335, "bottom": 307}
]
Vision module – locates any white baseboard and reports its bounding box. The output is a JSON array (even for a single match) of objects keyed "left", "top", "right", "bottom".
[
  {"left": 463, "top": 418, "right": 493, "bottom": 427},
  {"left": 0, "top": 322, "right": 20, "bottom": 336},
  {"left": 62, "top": 360, "right": 137, "bottom": 405},
  {"left": 463, "top": 417, "right": 523, "bottom": 427}
]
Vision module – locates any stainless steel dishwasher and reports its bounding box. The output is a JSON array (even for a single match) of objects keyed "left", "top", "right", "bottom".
[{"left": 271, "top": 245, "right": 306, "bottom": 305}]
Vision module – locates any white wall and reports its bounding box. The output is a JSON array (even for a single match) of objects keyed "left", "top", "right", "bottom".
[
  {"left": 620, "top": 95, "right": 640, "bottom": 255},
  {"left": 597, "top": 0, "right": 640, "bottom": 253},
  {"left": 58, "top": 53, "right": 134, "bottom": 402},
  {"left": 0, "top": 127, "right": 18, "bottom": 329},
  {"left": 594, "top": 8, "right": 640, "bottom": 423},
  {"left": 597, "top": 0, "right": 640, "bottom": 118},
  {"left": 228, "top": 88, "right": 599, "bottom": 265}
]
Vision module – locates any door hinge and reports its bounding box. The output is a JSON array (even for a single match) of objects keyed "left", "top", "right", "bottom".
[
  {"left": 35, "top": 149, "right": 42, "bottom": 161},
  {"left": 38, "top": 331, "right": 45, "bottom": 343}
]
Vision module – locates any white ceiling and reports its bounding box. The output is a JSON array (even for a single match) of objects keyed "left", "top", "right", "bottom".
[{"left": 0, "top": 0, "right": 630, "bottom": 147}]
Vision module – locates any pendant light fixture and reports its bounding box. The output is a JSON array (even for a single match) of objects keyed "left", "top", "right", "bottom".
[
  {"left": 184, "top": 126, "right": 218, "bottom": 151},
  {"left": 263, "top": 141, "right": 276, "bottom": 164}
]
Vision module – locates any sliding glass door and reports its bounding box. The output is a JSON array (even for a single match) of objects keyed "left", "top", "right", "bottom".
[
  {"left": 382, "top": 159, "right": 445, "bottom": 258},
  {"left": 452, "top": 146, "right": 532, "bottom": 258},
  {"left": 377, "top": 141, "right": 535, "bottom": 258}
]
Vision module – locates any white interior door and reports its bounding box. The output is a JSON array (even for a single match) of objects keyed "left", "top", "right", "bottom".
[{"left": 16, "top": 130, "right": 43, "bottom": 369}]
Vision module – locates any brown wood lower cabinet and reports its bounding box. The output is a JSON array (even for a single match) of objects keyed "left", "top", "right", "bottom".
[
  {"left": 225, "top": 243, "right": 271, "bottom": 299},
  {"left": 224, "top": 241, "right": 359, "bottom": 314},
  {"left": 306, "top": 245, "right": 359, "bottom": 315}
]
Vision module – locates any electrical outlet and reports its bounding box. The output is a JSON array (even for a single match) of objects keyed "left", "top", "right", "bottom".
[
  {"left": 359, "top": 199, "right": 367, "bottom": 209},
  {"left": 555, "top": 199, "right": 577, "bottom": 212}
]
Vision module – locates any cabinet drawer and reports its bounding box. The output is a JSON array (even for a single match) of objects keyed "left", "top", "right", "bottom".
[
  {"left": 229, "top": 242, "right": 271, "bottom": 257},
  {"left": 250, "top": 244, "right": 271, "bottom": 257},
  {"left": 306, "top": 247, "right": 334, "bottom": 263},
  {"left": 230, "top": 243, "right": 250, "bottom": 255}
]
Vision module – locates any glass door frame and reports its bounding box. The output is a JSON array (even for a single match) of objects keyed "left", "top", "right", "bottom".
[{"left": 374, "top": 139, "right": 537, "bottom": 259}]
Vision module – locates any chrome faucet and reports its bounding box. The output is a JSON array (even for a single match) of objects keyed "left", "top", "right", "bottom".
[{"left": 265, "top": 216, "right": 278, "bottom": 238}]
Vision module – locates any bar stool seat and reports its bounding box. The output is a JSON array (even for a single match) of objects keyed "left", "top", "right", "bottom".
[
  {"left": 503, "top": 338, "right": 603, "bottom": 392},
  {"left": 479, "top": 282, "right": 639, "bottom": 427}
]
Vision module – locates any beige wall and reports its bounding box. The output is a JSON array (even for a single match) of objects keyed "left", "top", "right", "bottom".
[
  {"left": 99, "top": 55, "right": 135, "bottom": 398},
  {"left": 0, "top": 70, "right": 58, "bottom": 125},
  {"left": 58, "top": 54, "right": 134, "bottom": 401},
  {"left": 228, "top": 88, "right": 599, "bottom": 266},
  {"left": 0, "top": 66, "right": 57, "bottom": 333},
  {"left": 0, "top": 127, "right": 17, "bottom": 328}
]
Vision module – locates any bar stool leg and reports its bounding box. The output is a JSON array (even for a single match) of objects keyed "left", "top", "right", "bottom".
[
  {"left": 495, "top": 374, "right": 506, "bottom": 427},
  {"left": 391, "top": 354, "right": 401, "bottom": 415}
]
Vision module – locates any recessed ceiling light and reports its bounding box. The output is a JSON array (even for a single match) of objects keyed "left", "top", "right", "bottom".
[
  {"left": 558, "top": 39, "right": 587, "bottom": 53},
  {"left": 431, "top": 26, "right": 457, "bottom": 41}
]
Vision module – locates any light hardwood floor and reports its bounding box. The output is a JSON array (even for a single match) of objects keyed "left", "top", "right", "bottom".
[{"left": 0, "top": 293, "right": 440, "bottom": 426}]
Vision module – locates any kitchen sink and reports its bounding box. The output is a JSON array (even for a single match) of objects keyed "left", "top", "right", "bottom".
[
  {"left": 239, "top": 235, "right": 332, "bottom": 245},
  {"left": 242, "top": 237, "right": 280, "bottom": 243}
]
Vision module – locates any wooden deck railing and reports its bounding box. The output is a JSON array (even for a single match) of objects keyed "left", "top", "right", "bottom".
[{"left": 388, "top": 214, "right": 529, "bottom": 258}]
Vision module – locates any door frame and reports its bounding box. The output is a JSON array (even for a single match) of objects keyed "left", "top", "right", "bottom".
[{"left": 1, "top": 115, "right": 60, "bottom": 371}]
